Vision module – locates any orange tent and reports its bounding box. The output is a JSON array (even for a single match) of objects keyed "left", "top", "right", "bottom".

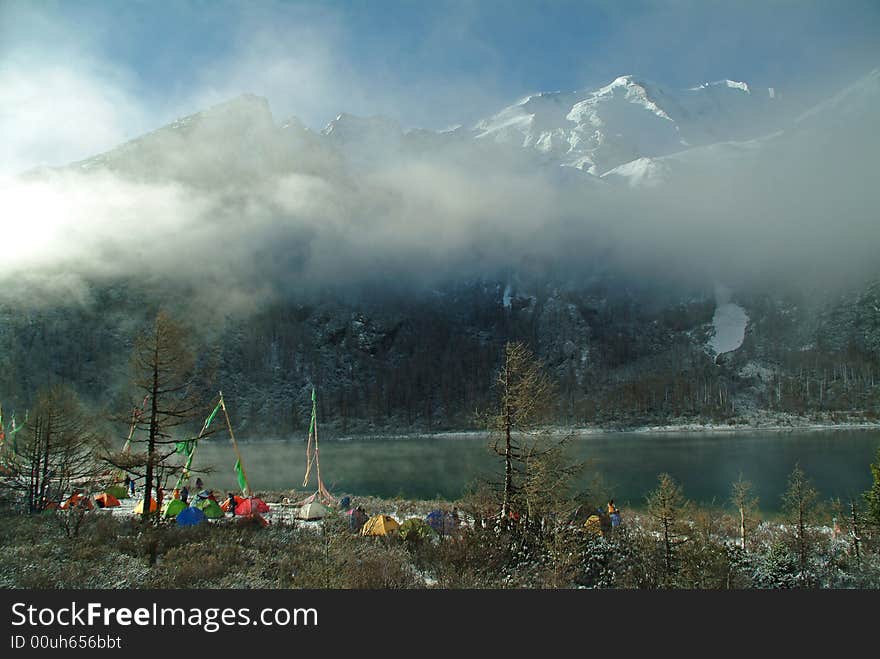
[
  {"left": 60, "top": 493, "right": 93, "bottom": 510},
  {"left": 95, "top": 493, "right": 121, "bottom": 508},
  {"left": 133, "top": 498, "right": 158, "bottom": 514},
  {"left": 221, "top": 495, "right": 245, "bottom": 512}
]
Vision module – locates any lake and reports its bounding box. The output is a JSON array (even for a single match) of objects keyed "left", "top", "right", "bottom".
[{"left": 191, "top": 429, "right": 880, "bottom": 512}]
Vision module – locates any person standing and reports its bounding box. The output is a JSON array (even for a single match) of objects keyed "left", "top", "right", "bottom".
[{"left": 608, "top": 500, "right": 621, "bottom": 529}]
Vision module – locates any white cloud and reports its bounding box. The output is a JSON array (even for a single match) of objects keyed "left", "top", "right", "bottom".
[{"left": 0, "top": 57, "right": 147, "bottom": 175}]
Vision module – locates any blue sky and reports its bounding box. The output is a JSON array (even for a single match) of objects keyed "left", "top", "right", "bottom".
[{"left": 2, "top": 0, "right": 879, "bottom": 172}]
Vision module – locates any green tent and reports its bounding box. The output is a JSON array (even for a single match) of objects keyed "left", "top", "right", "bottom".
[
  {"left": 194, "top": 497, "right": 224, "bottom": 519},
  {"left": 399, "top": 518, "right": 437, "bottom": 543},
  {"left": 163, "top": 498, "right": 187, "bottom": 518},
  {"left": 105, "top": 485, "right": 129, "bottom": 500}
]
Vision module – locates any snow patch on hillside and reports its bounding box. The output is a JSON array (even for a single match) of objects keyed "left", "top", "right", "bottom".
[
  {"left": 709, "top": 285, "right": 748, "bottom": 355},
  {"left": 600, "top": 156, "right": 666, "bottom": 187}
]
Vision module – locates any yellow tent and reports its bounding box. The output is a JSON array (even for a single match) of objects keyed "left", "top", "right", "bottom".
[
  {"left": 584, "top": 514, "right": 604, "bottom": 536},
  {"left": 360, "top": 514, "right": 400, "bottom": 537},
  {"left": 133, "top": 498, "right": 158, "bottom": 514}
]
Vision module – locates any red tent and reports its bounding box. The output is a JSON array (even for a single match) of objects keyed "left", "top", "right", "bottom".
[
  {"left": 221, "top": 495, "right": 245, "bottom": 512},
  {"left": 236, "top": 513, "right": 269, "bottom": 527},
  {"left": 235, "top": 496, "right": 270, "bottom": 516}
]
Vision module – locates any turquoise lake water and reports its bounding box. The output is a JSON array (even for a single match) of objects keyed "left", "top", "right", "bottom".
[{"left": 192, "top": 429, "right": 880, "bottom": 511}]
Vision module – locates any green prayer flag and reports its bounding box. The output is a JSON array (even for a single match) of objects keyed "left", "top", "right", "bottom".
[
  {"left": 174, "top": 447, "right": 196, "bottom": 490},
  {"left": 174, "top": 401, "right": 220, "bottom": 456},
  {"left": 234, "top": 458, "right": 248, "bottom": 493},
  {"left": 203, "top": 401, "right": 221, "bottom": 433}
]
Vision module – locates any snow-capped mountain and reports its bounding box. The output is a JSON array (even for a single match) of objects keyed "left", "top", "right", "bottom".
[
  {"left": 32, "top": 67, "right": 879, "bottom": 195},
  {"left": 598, "top": 67, "right": 880, "bottom": 188},
  {"left": 473, "top": 74, "right": 781, "bottom": 175}
]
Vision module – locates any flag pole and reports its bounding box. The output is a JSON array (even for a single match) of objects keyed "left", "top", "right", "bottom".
[
  {"left": 313, "top": 390, "right": 324, "bottom": 495},
  {"left": 219, "top": 391, "right": 250, "bottom": 497},
  {"left": 172, "top": 396, "right": 220, "bottom": 492},
  {"left": 302, "top": 389, "right": 315, "bottom": 487}
]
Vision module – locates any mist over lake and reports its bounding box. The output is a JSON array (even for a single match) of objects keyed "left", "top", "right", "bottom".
[{"left": 191, "top": 429, "right": 880, "bottom": 511}]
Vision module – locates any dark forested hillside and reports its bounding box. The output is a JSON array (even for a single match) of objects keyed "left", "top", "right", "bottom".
[{"left": 2, "top": 276, "right": 878, "bottom": 438}]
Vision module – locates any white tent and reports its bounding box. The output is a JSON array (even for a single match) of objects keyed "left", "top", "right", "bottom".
[{"left": 296, "top": 501, "right": 330, "bottom": 520}]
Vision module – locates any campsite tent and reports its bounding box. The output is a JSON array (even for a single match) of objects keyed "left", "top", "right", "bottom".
[
  {"left": 295, "top": 490, "right": 336, "bottom": 508},
  {"left": 235, "top": 497, "right": 270, "bottom": 516},
  {"left": 60, "top": 493, "right": 94, "bottom": 510},
  {"left": 163, "top": 498, "right": 187, "bottom": 518},
  {"left": 584, "top": 512, "right": 611, "bottom": 536},
  {"left": 94, "top": 493, "right": 121, "bottom": 508},
  {"left": 296, "top": 501, "right": 329, "bottom": 520},
  {"left": 133, "top": 498, "right": 158, "bottom": 514},
  {"left": 426, "top": 510, "right": 458, "bottom": 535},
  {"left": 361, "top": 514, "right": 400, "bottom": 537},
  {"left": 221, "top": 495, "right": 244, "bottom": 512},
  {"left": 193, "top": 497, "right": 224, "bottom": 519},
  {"left": 176, "top": 505, "right": 206, "bottom": 527},
  {"left": 346, "top": 507, "right": 368, "bottom": 533},
  {"left": 399, "top": 518, "right": 436, "bottom": 542},
  {"left": 236, "top": 513, "right": 269, "bottom": 527},
  {"left": 104, "top": 485, "right": 129, "bottom": 500}
]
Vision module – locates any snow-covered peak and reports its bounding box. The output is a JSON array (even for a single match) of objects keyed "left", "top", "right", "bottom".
[
  {"left": 163, "top": 94, "right": 275, "bottom": 134},
  {"left": 473, "top": 73, "right": 777, "bottom": 175},
  {"left": 689, "top": 79, "right": 751, "bottom": 94},
  {"left": 570, "top": 75, "right": 674, "bottom": 122},
  {"left": 322, "top": 113, "right": 403, "bottom": 141},
  {"left": 609, "top": 74, "right": 636, "bottom": 87}
]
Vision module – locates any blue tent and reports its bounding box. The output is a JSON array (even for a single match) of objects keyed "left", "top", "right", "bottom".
[
  {"left": 176, "top": 505, "right": 206, "bottom": 527},
  {"left": 426, "top": 510, "right": 458, "bottom": 535}
]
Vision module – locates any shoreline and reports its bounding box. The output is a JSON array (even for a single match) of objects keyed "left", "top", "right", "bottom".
[{"left": 235, "top": 419, "right": 880, "bottom": 442}]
